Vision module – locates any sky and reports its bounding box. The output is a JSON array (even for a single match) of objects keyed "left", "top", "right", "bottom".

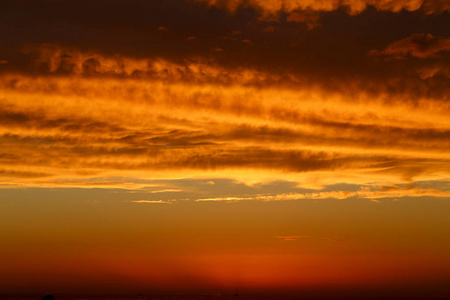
[{"left": 0, "top": 0, "right": 449, "bottom": 297}]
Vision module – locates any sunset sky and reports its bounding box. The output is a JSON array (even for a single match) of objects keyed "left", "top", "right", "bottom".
[{"left": 1, "top": 0, "right": 450, "bottom": 297}]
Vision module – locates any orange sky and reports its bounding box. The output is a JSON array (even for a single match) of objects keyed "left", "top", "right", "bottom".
[{"left": 0, "top": 0, "right": 449, "bottom": 297}]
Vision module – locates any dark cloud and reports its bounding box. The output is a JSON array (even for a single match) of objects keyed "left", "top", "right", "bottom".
[
  {"left": 370, "top": 33, "right": 450, "bottom": 59},
  {"left": 286, "top": 11, "right": 322, "bottom": 30},
  {"left": 0, "top": 108, "right": 126, "bottom": 134},
  {"left": 0, "top": 169, "right": 51, "bottom": 178},
  {"left": 197, "top": 0, "right": 450, "bottom": 15},
  {"left": 223, "top": 123, "right": 450, "bottom": 152},
  {"left": 1, "top": 0, "right": 448, "bottom": 98}
]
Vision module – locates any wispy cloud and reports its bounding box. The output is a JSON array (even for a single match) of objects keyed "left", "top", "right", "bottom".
[
  {"left": 196, "top": 185, "right": 450, "bottom": 202},
  {"left": 275, "top": 235, "right": 348, "bottom": 242},
  {"left": 131, "top": 200, "right": 174, "bottom": 204},
  {"left": 275, "top": 235, "right": 311, "bottom": 241},
  {"left": 148, "top": 189, "right": 183, "bottom": 193}
]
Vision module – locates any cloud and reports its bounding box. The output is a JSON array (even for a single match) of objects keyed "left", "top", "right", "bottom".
[
  {"left": 1, "top": 45, "right": 449, "bottom": 189},
  {"left": 0, "top": 168, "right": 51, "bottom": 179},
  {"left": 148, "top": 189, "right": 184, "bottom": 193},
  {"left": 0, "top": 75, "right": 449, "bottom": 188},
  {"left": 195, "top": 192, "right": 349, "bottom": 202},
  {"left": 369, "top": 33, "right": 450, "bottom": 59},
  {"left": 421, "top": 65, "right": 450, "bottom": 78},
  {"left": 276, "top": 235, "right": 349, "bottom": 242},
  {"left": 1, "top": 2, "right": 450, "bottom": 293},
  {"left": 210, "top": 47, "right": 224, "bottom": 52},
  {"left": 196, "top": 0, "right": 449, "bottom": 15},
  {"left": 286, "top": 11, "right": 321, "bottom": 30},
  {"left": 22, "top": 42, "right": 448, "bottom": 112},
  {"left": 131, "top": 200, "right": 174, "bottom": 204},
  {"left": 195, "top": 185, "right": 450, "bottom": 202},
  {"left": 2, "top": 0, "right": 448, "bottom": 105},
  {"left": 263, "top": 26, "right": 275, "bottom": 32},
  {"left": 21, "top": 43, "right": 287, "bottom": 86},
  {"left": 275, "top": 236, "right": 311, "bottom": 241}
]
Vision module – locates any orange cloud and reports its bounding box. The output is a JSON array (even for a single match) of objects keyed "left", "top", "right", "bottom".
[
  {"left": 131, "top": 200, "right": 174, "bottom": 204},
  {"left": 1, "top": 45, "right": 449, "bottom": 189},
  {"left": 196, "top": 0, "right": 449, "bottom": 15},
  {"left": 195, "top": 185, "right": 450, "bottom": 202},
  {"left": 21, "top": 43, "right": 285, "bottom": 85},
  {"left": 275, "top": 236, "right": 311, "bottom": 241},
  {"left": 2, "top": 2, "right": 450, "bottom": 295}
]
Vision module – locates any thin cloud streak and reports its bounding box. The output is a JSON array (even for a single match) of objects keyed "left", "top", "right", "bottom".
[
  {"left": 131, "top": 200, "right": 174, "bottom": 204},
  {"left": 195, "top": 186, "right": 450, "bottom": 202},
  {"left": 275, "top": 236, "right": 311, "bottom": 241}
]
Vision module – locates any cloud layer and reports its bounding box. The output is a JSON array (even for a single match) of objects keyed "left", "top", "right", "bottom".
[
  {"left": 197, "top": 0, "right": 450, "bottom": 15},
  {"left": 1, "top": 2, "right": 450, "bottom": 296},
  {"left": 0, "top": 1, "right": 449, "bottom": 199}
]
